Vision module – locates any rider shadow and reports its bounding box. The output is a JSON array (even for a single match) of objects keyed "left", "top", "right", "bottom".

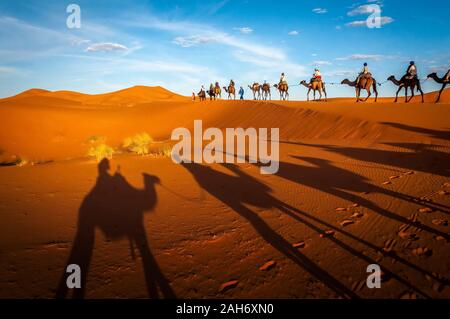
[
  {"left": 180, "top": 160, "right": 358, "bottom": 298},
  {"left": 55, "top": 159, "right": 175, "bottom": 299}
]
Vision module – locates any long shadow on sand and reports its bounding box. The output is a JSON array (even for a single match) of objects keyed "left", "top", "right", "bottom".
[
  {"left": 381, "top": 122, "right": 450, "bottom": 141},
  {"left": 180, "top": 161, "right": 359, "bottom": 298},
  {"left": 55, "top": 159, "right": 175, "bottom": 299},
  {"left": 181, "top": 161, "right": 440, "bottom": 297}
]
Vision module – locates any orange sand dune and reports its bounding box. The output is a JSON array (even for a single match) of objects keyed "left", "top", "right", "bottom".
[{"left": 0, "top": 86, "right": 449, "bottom": 299}]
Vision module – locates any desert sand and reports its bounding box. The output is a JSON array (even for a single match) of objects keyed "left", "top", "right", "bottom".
[{"left": 0, "top": 86, "right": 449, "bottom": 299}]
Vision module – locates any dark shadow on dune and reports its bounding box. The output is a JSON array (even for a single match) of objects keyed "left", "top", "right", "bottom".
[
  {"left": 55, "top": 159, "right": 175, "bottom": 299},
  {"left": 180, "top": 161, "right": 359, "bottom": 298},
  {"left": 381, "top": 122, "right": 450, "bottom": 141},
  {"left": 284, "top": 141, "right": 450, "bottom": 180},
  {"left": 275, "top": 156, "right": 449, "bottom": 238}
]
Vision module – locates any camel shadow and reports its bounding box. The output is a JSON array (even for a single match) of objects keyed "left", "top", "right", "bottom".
[
  {"left": 380, "top": 122, "right": 450, "bottom": 141},
  {"left": 180, "top": 161, "right": 358, "bottom": 298},
  {"left": 274, "top": 156, "right": 449, "bottom": 238},
  {"left": 55, "top": 159, "right": 175, "bottom": 299}
]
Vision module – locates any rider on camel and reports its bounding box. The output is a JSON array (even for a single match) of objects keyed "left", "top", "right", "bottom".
[
  {"left": 406, "top": 61, "right": 418, "bottom": 80},
  {"left": 311, "top": 68, "right": 322, "bottom": 83},
  {"left": 280, "top": 72, "right": 287, "bottom": 85},
  {"left": 357, "top": 63, "right": 370, "bottom": 83},
  {"left": 229, "top": 79, "right": 235, "bottom": 87}
]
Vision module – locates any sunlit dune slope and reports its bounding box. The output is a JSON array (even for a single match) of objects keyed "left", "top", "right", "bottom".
[{"left": 0, "top": 87, "right": 448, "bottom": 161}]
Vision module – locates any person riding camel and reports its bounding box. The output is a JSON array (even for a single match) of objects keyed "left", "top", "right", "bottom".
[
  {"left": 215, "top": 81, "right": 220, "bottom": 89},
  {"left": 357, "top": 63, "right": 370, "bottom": 83},
  {"left": 280, "top": 73, "right": 287, "bottom": 86},
  {"left": 229, "top": 79, "right": 235, "bottom": 87},
  {"left": 406, "top": 61, "right": 418, "bottom": 80},
  {"left": 311, "top": 68, "right": 322, "bottom": 83}
]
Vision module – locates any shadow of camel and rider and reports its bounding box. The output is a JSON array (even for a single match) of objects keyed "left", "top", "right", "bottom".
[
  {"left": 56, "top": 158, "right": 175, "bottom": 299},
  {"left": 179, "top": 158, "right": 446, "bottom": 297}
]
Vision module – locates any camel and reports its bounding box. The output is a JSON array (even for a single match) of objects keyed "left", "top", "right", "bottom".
[
  {"left": 223, "top": 85, "right": 236, "bottom": 100},
  {"left": 198, "top": 89, "right": 206, "bottom": 101},
  {"left": 300, "top": 80, "right": 327, "bottom": 102},
  {"left": 387, "top": 75, "right": 424, "bottom": 103},
  {"left": 273, "top": 83, "right": 289, "bottom": 101},
  {"left": 207, "top": 87, "right": 217, "bottom": 100},
  {"left": 341, "top": 75, "right": 378, "bottom": 102},
  {"left": 248, "top": 83, "right": 262, "bottom": 100},
  {"left": 214, "top": 85, "right": 221, "bottom": 99},
  {"left": 261, "top": 83, "right": 271, "bottom": 100},
  {"left": 427, "top": 70, "right": 449, "bottom": 103}
]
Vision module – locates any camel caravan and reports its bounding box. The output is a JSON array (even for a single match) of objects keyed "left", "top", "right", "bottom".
[{"left": 196, "top": 63, "right": 449, "bottom": 103}]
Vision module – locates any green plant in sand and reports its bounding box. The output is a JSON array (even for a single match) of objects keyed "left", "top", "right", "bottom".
[
  {"left": 123, "top": 133, "right": 153, "bottom": 155},
  {"left": 87, "top": 144, "right": 114, "bottom": 162}
]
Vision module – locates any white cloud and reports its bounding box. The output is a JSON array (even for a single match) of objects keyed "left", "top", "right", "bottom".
[
  {"left": 347, "top": 4, "right": 381, "bottom": 16},
  {"left": 336, "top": 54, "right": 385, "bottom": 61},
  {"left": 173, "top": 33, "right": 285, "bottom": 60},
  {"left": 85, "top": 43, "right": 129, "bottom": 52},
  {"left": 234, "top": 27, "right": 253, "bottom": 34},
  {"left": 288, "top": 30, "right": 299, "bottom": 36},
  {"left": 313, "top": 8, "right": 328, "bottom": 14},
  {"left": 173, "top": 35, "right": 214, "bottom": 48},
  {"left": 0, "top": 66, "right": 17, "bottom": 73},
  {"left": 346, "top": 16, "right": 394, "bottom": 27},
  {"left": 312, "top": 60, "right": 332, "bottom": 66}
]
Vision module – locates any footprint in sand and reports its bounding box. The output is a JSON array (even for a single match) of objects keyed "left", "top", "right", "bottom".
[
  {"left": 292, "top": 241, "right": 306, "bottom": 249},
  {"left": 382, "top": 238, "right": 397, "bottom": 254},
  {"left": 219, "top": 280, "right": 239, "bottom": 293},
  {"left": 340, "top": 219, "right": 354, "bottom": 227},
  {"left": 411, "top": 247, "right": 432, "bottom": 257},
  {"left": 403, "top": 171, "right": 415, "bottom": 176},
  {"left": 389, "top": 175, "right": 400, "bottom": 180},
  {"left": 350, "top": 212, "right": 364, "bottom": 219},
  {"left": 320, "top": 230, "right": 335, "bottom": 238},
  {"left": 382, "top": 181, "right": 392, "bottom": 185},
  {"left": 259, "top": 260, "right": 276, "bottom": 271},
  {"left": 432, "top": 218, "right": 448, "bottom": 226},
  {"left": 418, "top": 207, "right": 434, "bottom": 214}
]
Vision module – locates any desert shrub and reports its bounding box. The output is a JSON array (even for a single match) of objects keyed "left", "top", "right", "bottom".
[
  {"left": 87, "top": 144, "right": 114, "bottom": 162},
  {"left": 123, "top": 133, "right": 153, "bottom": 155},
  {"left": 86, "top": 135, "right": 107, "bottom": 144},
  {"left": 159, "top": 145, "right": 173, "bottom": 158}
]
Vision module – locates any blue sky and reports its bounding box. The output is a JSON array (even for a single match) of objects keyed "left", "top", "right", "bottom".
[{"left": 0, "top": 0, "right": 449, "bottom": 99}]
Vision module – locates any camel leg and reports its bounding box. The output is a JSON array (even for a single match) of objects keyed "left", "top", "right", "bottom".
[
  {"left": 307, "top": 88, "right": 311, "bottom": 101},
  {"left": 404, "top": 87, "right": 408, "bottom": 103},
  {"left": 436, "top": 83, "right": 447, "bottom": 103},
  {"left": 372, "top": 82, "right": 378, "bottom": 102},
  {"left": 134, "top": 225, "right": 176, "bottom": 299},
  {"left": 355, "top": 88, "right": 360, "bottom": 102},
  {"left": 417, "top": 83, "right": 424, "bottom": 103},
  {"left": 56, "top": 222, "right": 95, "bottom": 299},
  {"left": 364, "top": 89, "right": 371, "bottom": 101},
  {"left": 408, "top": 86, "right": 415, "bottom": 103},
  {"left": 323, "top": 87, "right": 327, "bottom": 102},
  {"left": 394, "top": 87, "right": 402, "bottom": 103}
]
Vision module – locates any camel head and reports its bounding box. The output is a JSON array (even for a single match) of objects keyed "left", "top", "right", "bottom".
[
  {"left": 341, "top": 79, "right": 349, "bottom": 85},
  {"left": 300, "top": 80, "right": 307, "bottom": 85},
  {"left": 273, "top": 84, "right": 278, "bottom": 88},
  {"left": 387, "top": 75, "right": 396, "bottom": 81},
  {"left": 427, "top": 72, "right": 437, "bottom": 79},
  {"left": 143, "top": 173, "right": 160, "bottom": 188}
]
